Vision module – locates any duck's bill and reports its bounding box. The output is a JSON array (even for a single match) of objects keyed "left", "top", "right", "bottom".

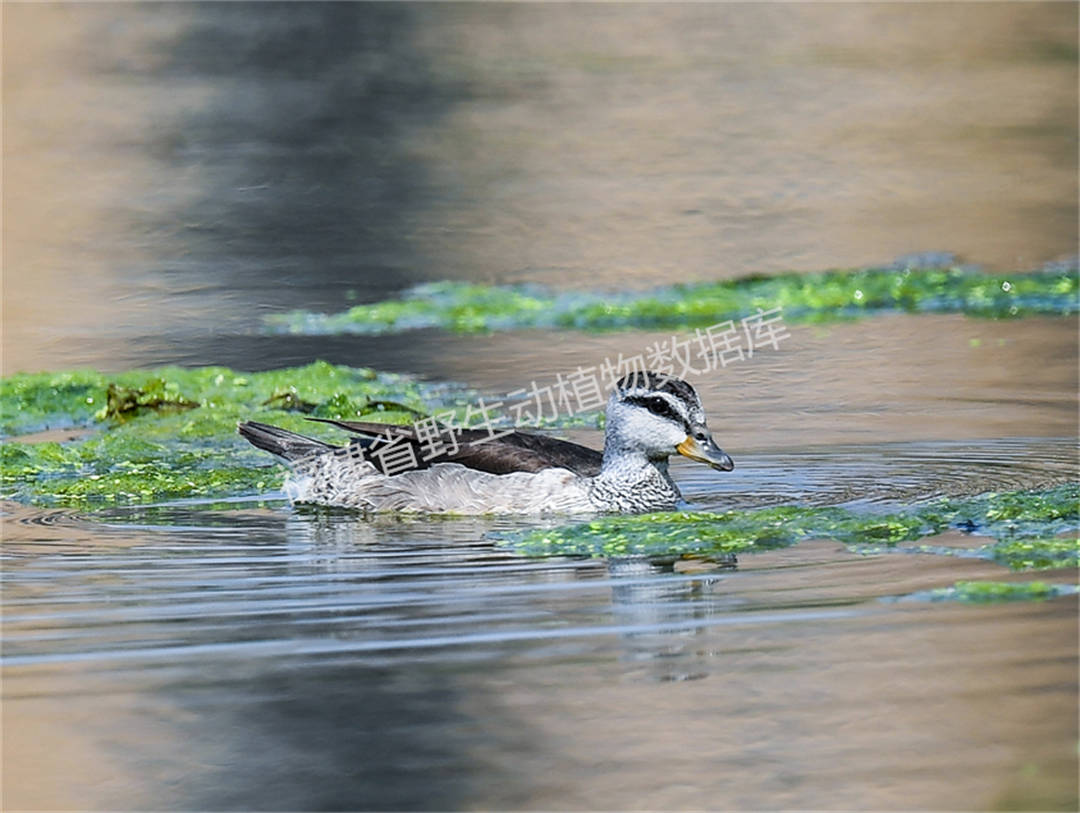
[{"left": 677, "top": 435, "right": 735, "bottom": 472}]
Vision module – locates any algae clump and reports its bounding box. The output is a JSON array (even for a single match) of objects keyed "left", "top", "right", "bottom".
[
  {"left": 926, "top": 580, "right": 1073, "bottom": 603},
  {"left": 990, "top": 537, "right": 1080, "bottom": 571},
  {"left": 265, "top": 266, "right": 1080, "bottom": 336},
  {"left": 500, "top": 484, "right": 1080, "bottom": 561},
  {"left": 504, "top": 504, "right": 945, "bottom": 558},
  {"left": 0, "top": 361, "right": 458, "bottom": 507}
]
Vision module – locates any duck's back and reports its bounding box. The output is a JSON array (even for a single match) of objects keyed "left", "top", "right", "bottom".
[{"left": 307, "top": 418, "right": 603, "bottom": 477}]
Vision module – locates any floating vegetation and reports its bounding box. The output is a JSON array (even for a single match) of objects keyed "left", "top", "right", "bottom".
[
  {"left": 500, "top": 484, "right": 1080, "bottom": 560},
  {"left": 941, "top": 485, "right": 1080, "bottom": 540},
  {"left": 0, "top": 362, "right": 462, "bottom": 507},
  {"left": 506, "top": 510, "right": 789, "bottom": 558},
  {"left": 504, "top": 506, "right": 935, "bottom": 558},
  {"left": 919, "top": 580, "right": 1077, "bottom": 603},
  {"left": 102, "top": 379, "right": 199, "bottom": 420},
  {"left": 265, "top": 265, "right": 1080, "bottom": 336},
  {"left": 990, "top": 537, "right": 1080, "bottom": 571}
]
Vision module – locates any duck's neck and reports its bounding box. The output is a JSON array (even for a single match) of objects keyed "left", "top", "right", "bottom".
[{"left": 591, "top": 446, "right": 681, "bottom": 512}]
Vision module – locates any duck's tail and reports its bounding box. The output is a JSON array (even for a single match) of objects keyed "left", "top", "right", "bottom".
[{"left": 238, "top": 421, "right": 337, "bottom": 462}]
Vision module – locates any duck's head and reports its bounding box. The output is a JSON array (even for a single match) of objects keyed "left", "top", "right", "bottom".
[{"left": 605, "top": 371, "right": 734, "bottom": 471}]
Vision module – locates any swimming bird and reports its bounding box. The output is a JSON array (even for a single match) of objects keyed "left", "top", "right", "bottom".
[{"left": 238, "top": 371, "right": 734, "bottom": 514}]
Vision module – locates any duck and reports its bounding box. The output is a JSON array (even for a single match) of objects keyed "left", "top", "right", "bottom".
[{"left": 238, "top": 371, "right": 734, "bottom": 514}]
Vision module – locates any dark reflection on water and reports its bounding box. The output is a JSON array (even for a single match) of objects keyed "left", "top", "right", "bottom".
[
  {"left": 146, "top": 4, "right": 465, "bottom": 315},
  {"left": 173, "top": 664, "right": 482, "bottom": 811}
]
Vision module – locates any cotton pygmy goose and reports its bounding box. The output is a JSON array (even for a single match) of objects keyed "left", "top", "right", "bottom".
[{"left": 238, "top": 371, "right": 734, "bottom": 514}]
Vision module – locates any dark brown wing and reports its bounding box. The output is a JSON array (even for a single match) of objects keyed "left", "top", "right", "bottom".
[{"left": 306, "top": 418, "right": 603, "bottom": 477}]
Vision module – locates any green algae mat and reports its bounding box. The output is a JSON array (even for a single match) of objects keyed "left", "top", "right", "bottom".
[
  {"left": 920, "top": 580, "right": 1077, "bottom": 602},
  {"left": 0, "top": 362, "right": 458, "bottom": 506},
  {"left": 266, "top": 266, "right": 1079, "bottom": 336},
  {"left": 497, "top": 488, "right": 1079, "bottom": 569},
  {"left": 496, "top": 490, "right": 1079, "bottom": 603},
  {"left": 2, "top": 352, "right": 1076, "bottom": 606}
]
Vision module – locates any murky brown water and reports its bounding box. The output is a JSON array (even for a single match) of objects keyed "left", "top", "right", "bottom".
[{"left": 3, "top": 4, "right": 1078, "bottom": 811}]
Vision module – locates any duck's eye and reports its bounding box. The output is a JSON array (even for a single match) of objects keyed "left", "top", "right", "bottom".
[
  {"left": 626, "top": 394, "right": 686, "bottom": 427},
  {"left": 645, "top": 398, "right": 676, "bottom": 419},
  {"left": 695, "top": 430, "right": 707, "bottom": 441}
]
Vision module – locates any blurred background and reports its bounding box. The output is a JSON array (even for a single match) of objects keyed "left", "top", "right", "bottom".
[{"left": 4, "top": 2, "right": 1077, "bottom": 375}]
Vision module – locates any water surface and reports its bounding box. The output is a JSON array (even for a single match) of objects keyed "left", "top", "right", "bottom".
[
  {"left": 3, "top": 495, "right": 1077, "bottom": 810},
  {"left": 3, "top": 4, "right": 1078, "bottom": 810}
]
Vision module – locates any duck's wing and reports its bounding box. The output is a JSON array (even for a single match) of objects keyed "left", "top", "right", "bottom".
[
  {"left": 238, "top": 421, "right": 338, "bottom": 462},
  {"left": 306, "top": 418, "right": 603, "bottom": 477}
]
